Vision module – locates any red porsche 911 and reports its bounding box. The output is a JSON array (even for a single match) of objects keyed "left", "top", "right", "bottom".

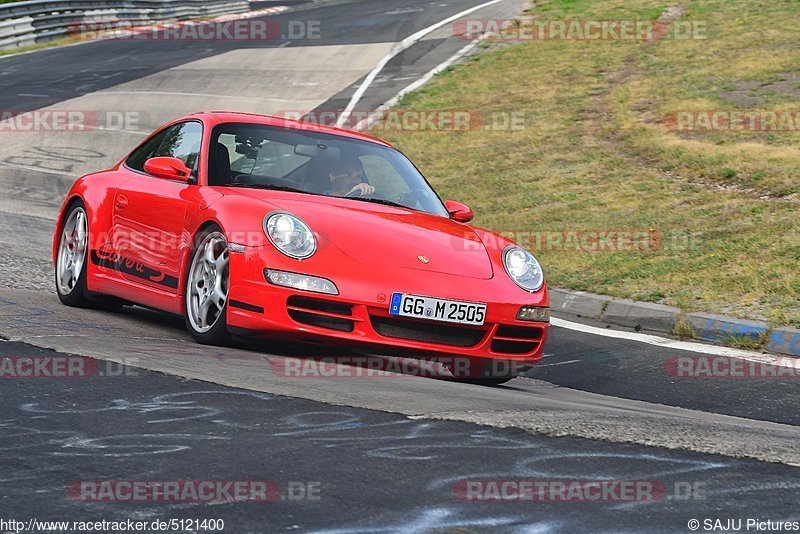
[{"left": 53, "top": 112, "right": 549, "bottom": 384}]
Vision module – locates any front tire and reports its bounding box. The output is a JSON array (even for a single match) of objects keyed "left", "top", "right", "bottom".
[
  {"left": 184, "top": 226, "right": 231, "bottom": 345},
  {"left": 459, "top": 376, "right": 516, "bottom": 387},
  {"left": 446, "top": 358, "right": 519, "bottom": 386}
]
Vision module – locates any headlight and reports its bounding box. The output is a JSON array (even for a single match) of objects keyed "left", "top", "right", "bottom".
[
  {"left": 502, "top": 245, "right": 544, "bottom": 292},
  {"left": 264, "top": 212, "right": 316, "bottom": 259}
]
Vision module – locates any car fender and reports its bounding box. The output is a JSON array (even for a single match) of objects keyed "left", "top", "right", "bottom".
[
  {"left": 178, "top": 191, "right": 280, "bottom": 296},
  {"left": 52, "top": 171, "right": 122, "bottom": 265},
  {"left": 472, "top": 227, "right": 549, "bottom": 306}
]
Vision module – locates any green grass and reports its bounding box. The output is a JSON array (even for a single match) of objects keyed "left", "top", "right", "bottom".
[
  {"left": 375, "top": 0, "right": 800, "bottom": 326},
  {"left": 0, "top": 36, "right": 77, "bottom": 57},
  {"left": 721, "top": 333, "right": 768, "bottom": 351},
  {"left": 672, "top": 317, "right": 696, "bottom": 340}
]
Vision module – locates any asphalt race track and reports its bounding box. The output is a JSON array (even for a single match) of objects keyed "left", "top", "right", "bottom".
[
  {"left": 3, "top": 342, "right": 799, "bottom": 533},
  {"left": 1, "top": 1, "right": 799, "bottom": 532}
]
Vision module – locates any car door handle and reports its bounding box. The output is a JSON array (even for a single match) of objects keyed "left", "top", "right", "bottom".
[{"left": 115, "top": 195, "right": 129, "bottom": 211}]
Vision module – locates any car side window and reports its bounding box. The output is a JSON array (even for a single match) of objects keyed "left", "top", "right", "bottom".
[
  {"left": 125, "top": 130, "right": 168, "bottom": 172},
  {"left": 153, "top": 121, "right": 203, "bottom": 170}
]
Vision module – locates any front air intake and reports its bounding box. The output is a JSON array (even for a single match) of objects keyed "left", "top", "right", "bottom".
[{"left": 286, "top": 296, "right": 355, "bottom": 332}]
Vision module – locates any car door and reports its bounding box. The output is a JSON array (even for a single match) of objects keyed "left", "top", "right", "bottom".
[{"left": 110, "top": 120, "right": 203, "bottom": 293}]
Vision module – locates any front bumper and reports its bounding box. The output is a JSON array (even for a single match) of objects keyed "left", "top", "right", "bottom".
[{"left": 226, "top": 245, "right": 550, "bottom": 368}]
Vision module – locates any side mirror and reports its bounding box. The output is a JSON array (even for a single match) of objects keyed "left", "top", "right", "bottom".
[
  {"left": 144, "top": 157, "right": 192, "bottom": 182},
  {"left": 444, "top": 200, "right": 474, "bottom": 223}
]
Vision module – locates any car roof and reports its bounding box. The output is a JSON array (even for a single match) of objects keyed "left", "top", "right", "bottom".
[{"left": 190, "top": 111, "right": 394, "bottom": 148}]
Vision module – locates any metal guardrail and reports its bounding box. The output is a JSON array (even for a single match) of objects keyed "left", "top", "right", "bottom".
[{"left": 0, "top": 0, "right": 252, "bottom": 49}]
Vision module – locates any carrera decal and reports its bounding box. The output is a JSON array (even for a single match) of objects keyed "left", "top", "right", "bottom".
[{"left": 91, "top": 250, "right": 178, "bottom": 290}]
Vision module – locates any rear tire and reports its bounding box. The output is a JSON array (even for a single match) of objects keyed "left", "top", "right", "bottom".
[
  {"left": 55, "top": 201, "right": 125, "bottom": 312},
  {"left": 55, "top": 201, "right": 92, "bottom": 308},
  {"left": 184, "top": 226, "right": 231, "bottom": 346}
]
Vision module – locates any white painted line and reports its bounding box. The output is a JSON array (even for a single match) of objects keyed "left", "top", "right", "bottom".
[
  {"left": 336, "top": 0, "right": 508, "bottom": 127},
  {"left": 353, "top": 37, "right": 483, "bottom": 130},
  {"left": 535, "top": 359, "right": 581, "bottom": 367},
  {"left": 551, "top": 316, "right": 800, "bottom": 368}
]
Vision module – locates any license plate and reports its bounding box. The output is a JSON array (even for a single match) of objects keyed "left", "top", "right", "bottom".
[{"left": 389, "top": 293, "right": 486, "bottom": 326}]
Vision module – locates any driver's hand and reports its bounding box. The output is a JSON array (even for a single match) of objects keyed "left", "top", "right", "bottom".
[{"left": 346, "top": 183, "right": 375, "bottom": 197}]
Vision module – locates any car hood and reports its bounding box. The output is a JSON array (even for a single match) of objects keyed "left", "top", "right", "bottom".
[{"left": 236, "top": 190, "right": 494, "bottom": 279}]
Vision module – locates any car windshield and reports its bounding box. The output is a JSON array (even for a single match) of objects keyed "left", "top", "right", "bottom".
[{"left": 208, "top": 122, "right": 449, "bottom": 217}]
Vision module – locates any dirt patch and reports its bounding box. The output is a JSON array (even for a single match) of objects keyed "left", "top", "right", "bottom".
[
  {"left": 720, "top": 72, "right": 800, "bottom": 107},
  {"left": 658, "top": 5, "right": 685, "bottom": 24}
]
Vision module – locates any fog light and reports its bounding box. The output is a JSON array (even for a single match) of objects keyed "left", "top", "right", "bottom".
[
  {"left": 517, "top": 306, "right": 550, "bottom": 322},
  {"left": 264, "top": 269, "right": 338, "bottom": 295}
]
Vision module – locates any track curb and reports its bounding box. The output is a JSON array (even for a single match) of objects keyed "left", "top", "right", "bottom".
[{"left": 549, "top": 287, "right": 800, "bottom": 357}]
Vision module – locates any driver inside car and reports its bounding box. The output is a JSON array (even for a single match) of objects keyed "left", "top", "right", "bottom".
[{"left": 327, "top": 160, "right": 376, "bottom": 197}]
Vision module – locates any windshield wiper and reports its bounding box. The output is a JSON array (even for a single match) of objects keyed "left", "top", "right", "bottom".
[
  {"left": 225, "top": 183, "right": 412, "bottom": 210},
  {"left": 224, "top": 183, "right": 316, "bottom": 195},
  {"left": 346, "top": 196, "right": 411, "bottom": 210}
]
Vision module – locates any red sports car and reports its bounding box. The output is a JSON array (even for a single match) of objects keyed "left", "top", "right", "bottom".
[{"left": 53, "top": 112, "right": 549, "bottom": 384}]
